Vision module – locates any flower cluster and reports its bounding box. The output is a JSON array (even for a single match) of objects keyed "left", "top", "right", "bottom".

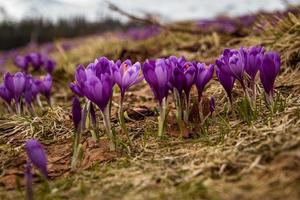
[
  {"left": 70, "top": 57, "right": 143, "bottom": 152},
  {"left": 143, "top": 56, "right": 214, "bottom": 136},
  {"left": 14, "top": 52, "right": 56, "bottom": 74},
  {"left": 0, "top": 72, "right": 52, "bottom": 113},
  {"left": 216, "top": 46, "right": 280, "bottom": 105}
]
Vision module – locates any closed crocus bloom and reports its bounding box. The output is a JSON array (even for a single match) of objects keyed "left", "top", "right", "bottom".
[
  {"left": 38, "top": 74, "right": 52, "bottom": 102},
  {"left": 72, "top": 97, "right": 82, "bottom": 130},
  {"left": 28, "top": 53, "right": 43, "bottom": 70},
  {"left": 43, "top": 58, "right": 56, "bottom": 74},
  {"left": 216, "top": 68, "right": 235, "bottom": 103},
  {"left": 259, "top": 52, "right": 281, "bottom": 98},
  {"left": 24, "top": 75, "right": 40, "bottom": 105},
  {"left": 82, "top": 74, "right": 114, "bottom": 112},
  {"left": 242, "top": 46, "right": 265, "bottom": 81},
  {"left": 0, "top": 84, "right": 12, "bottom": 104},
  {"left": 25, "top": 139, "right": 48, "bottom": 178},
  {"left": 195, "top": 63, "right": 214, "bottom": 99},
  {"left": 228, "top": 49, "right": 245, "bottom": 84},
  {"left": 143, "top": 59, "right": 171, "bottom": 105},
  {"left": 113, "top": 60, "right": 143, "bottom": 97},
  {"left": 69, "top": 64, "right": 87, "bottom": 96},
  {"left": 14, "top": 55, "right": 29, "bottom": 72},
  {"left": 4, "top": 72, "right": 26, "bottom": 102}
]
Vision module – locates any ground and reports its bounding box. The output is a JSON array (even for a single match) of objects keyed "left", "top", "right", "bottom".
[{"left": 0, "top": 11, "right": 300, "bottom": 200}]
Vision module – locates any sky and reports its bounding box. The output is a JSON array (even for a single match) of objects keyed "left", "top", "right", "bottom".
[{"left": 0, "top": 0, "right": 300, "bottom": 22}]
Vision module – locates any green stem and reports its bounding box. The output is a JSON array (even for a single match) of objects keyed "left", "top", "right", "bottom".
[
  {"left": 71, "top": 129, "right": 81, "bottom": 170},
  {"left": 118, "top": 95, "right": 132, "bottom": 144},
  {"left": 173, "top": 89, "right": 184, "bottom": 136},
  {"left": 101, "top": 106, "right": 116, "bottom": 151},
  {"left": 158, "top": 98, "right": 167, "bottom": 137},
  {"left": 183, "top": 94, "right": 190, "bottom": 124}
]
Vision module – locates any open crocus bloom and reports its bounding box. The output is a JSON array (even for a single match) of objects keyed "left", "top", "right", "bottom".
[{"left": 112, "top": 59, "right": 143, "bottom": 97}]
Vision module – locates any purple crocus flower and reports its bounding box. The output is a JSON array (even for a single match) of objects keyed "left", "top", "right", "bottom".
[
  {"left": 25, "top": 139, "right": 48, "bottom": 178},
  {"left": 112, "top": 60, "right": 143, "bottom": 98},
  {"left": 72, "top": 97, "right": 82, "bottom": 130},
  {"left": 28, "top": 53, "right": 43, "bottom": 70},
  {"left": 216, "top": 68, "right": 235, "bottom": 103},
  {"left": 242, "top": 46, "right": 265, "bottom": 81},
  {"left": 4, "top": 72, "right": 26, "bottom": 103},
  {"left": 216, "top": 48, "right": 245, "bottom": 87},
  {"left": 24, "top": 75, "right": 40, "bottom": 106},
  {"left": 82, "top": 74, "right": 114, "bottom": 112},
  {"left": 43, "top": 58, "right": 56, "bottom": 74},
  {"left": 195, "top": 63, "right": 214, "bottom": 100},
  {"left": 259, "top": 52, "right": 281, "bottom": 99},
  {"left": 142, "top": 59, "right": 171, "bottom": 105},
  {"left": 0, "top": 84, "right": 13, "bottom": 104},
  {"left": 38, "top": 74, "right": 52, "bottom": 102},
  {"left": 168, "top": 57, "right": 196, "bottom": 99},
  {"left": 69, "top": 64, "right": 86, "bottom": 97},
  {"left": 14, "top": 55, "right": 30, "bottom": 72}
]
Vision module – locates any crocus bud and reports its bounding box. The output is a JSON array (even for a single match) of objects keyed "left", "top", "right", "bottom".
[
  {"left": 43, "top": 59, "right": 56, "bottom": 74},
  {"left": 72, "top": 97, "right": 82, "bottom": 130},
  {"left": 259, "top": 52, "right": 281, "bottom": 99},
  {"left": 14, "top": 55, "right": 30, "bottom": 72},
  {"left": 216, "top": 68, "right": 235, "bottom": 103},
  {"left": 143, "top": 59, "right": 172, "bottom": 105},
  {"left": 195, "top": 63, "right": 214, "bottom": 100},
  {"left": 25, "top": 139, "right": 48, "bottom": 178},
  {"left": 4, "top": 72, "right": 26, "bottom": 103},
  {"left": 38, "top": 74, "right": 52, "bottom": 102}
]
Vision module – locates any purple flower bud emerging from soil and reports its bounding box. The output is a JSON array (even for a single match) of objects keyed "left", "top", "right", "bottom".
[
  {"left": 259, "top": 51, "right": 281, "bottom": 98},
  {"left": 195, "top": 63, "right": 214, "bottom": 100},
  {"left": 14, "top": 55, "right": 30, "bottom": 72},
  {"left": 72, "top": 97, "right": 82, "bottom": 130},
  {"left": 242, "top": 46, "right": 265, "bottom": 81},
  {"left": 0, "top": 84, "right": 13, "bottom": 104},
  {"left": 209, "top": 96, "right": 215, "bottom": 114},
  {"left": 143, "top": 59, "right": 172, "bottom": 105},
  {"left": 112, "top": 60, "right": 143, "bottom": 98},
  {"left": 25, "top": 139, "right": 48, "bottom": 178},
  {"left": 4, "top": 72, "right": 26, "bottom": 103}
]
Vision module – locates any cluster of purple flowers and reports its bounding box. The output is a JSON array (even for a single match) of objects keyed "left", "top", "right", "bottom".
[
  {"left": 0, "top": 72, "right": 52, "bottom": 113},
  {"left": 14, "top": 52, "right": 56, "bottom": 74},
  {"left": 70, "top": 57, "right": 143, "bottom": 152},
  {"left": 143, "top": 56, "right": 215, "bottom": 135},
  {"left": 216, "top": 46, "right": 280, "bottom": 105}
]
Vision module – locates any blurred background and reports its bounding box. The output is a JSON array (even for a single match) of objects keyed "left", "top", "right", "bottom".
[{"left": 0, "top": 0, "right": 300, "bottom": 50}]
